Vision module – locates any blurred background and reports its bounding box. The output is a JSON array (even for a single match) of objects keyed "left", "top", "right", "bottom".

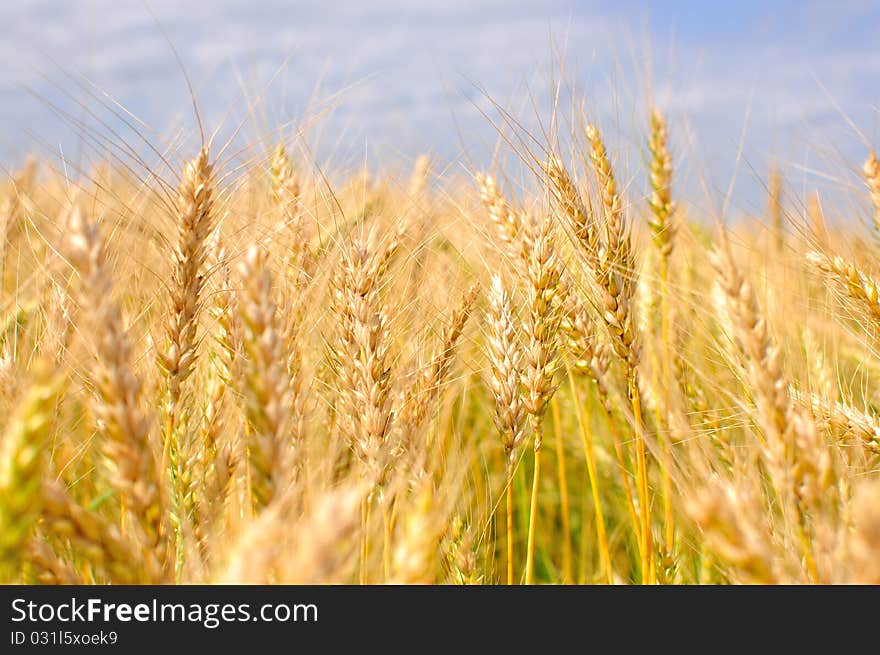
[{"left": 2, "top": 0, "right": 879, "bottom": 215}]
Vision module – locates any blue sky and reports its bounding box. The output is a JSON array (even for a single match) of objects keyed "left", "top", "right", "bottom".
[{"left": 2, "top": 1, "right": 879, "bottom": 214}]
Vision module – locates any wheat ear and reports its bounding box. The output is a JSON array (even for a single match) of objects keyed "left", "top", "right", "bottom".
[
  {"left": 647, "top": 107, "right": 677, "bottom": 552},
  {"left": 40, "top": 480, "right": 162, "bottom": 583},
  {"left": 159, "top": 149, "right": 216, "bottom": 477},
  {"left": 711, "top": 235, "right": 835, "bottom": 580},
  {"left": 193, "top": 230, "right": 238, "bottom": 558},
  {"left": 0, "top": 361, "right": 63, "bottom": 582},
  {"left": 391, "top": 480, "right": 442, "bottom": 583},
  {"left": 236, "top": 245, "right": 295, "bottom": 511},
  {"left": 808, "top": 250, "right": 880, "bottom": 322},
  {"left": 686, "top": 480, "right": 778, "bottom": 584},
  {"left": 25, "top": 538, "right": 81, "bottom": 584},
  {"left": 64, "top": 208, "right": 167, "bottom": 565},
  {"left": 520, "top": 209, "right": 563, "bottom": 584},
  {"left": 863, "top": 150, "right": 880, "bottom": 237},
  {"left": 585, "top": 124, "right": 653, "bottom": 582},
  {"left": 486, "top": 274, "right": 526, "bottom": 583},
  {"left": 546, "top": 159, "right": 642, "bottom": 555},
  {"left": 476, "top": 172, "right": 522, "bottom": 262},
  {"left": 847, "top": 479, "right": 880, "bottom": 583},
  {"left": 330, "top": 228, "right": 397, "bottom": 480},
  {"left": 446, "top": 516, "right": 481, "bottom": 584},
  {"left": 401, "top": 283, "right": 479, "bottom": 432},
  {"left": 647, "top": 109, "right": 676, "bottom": 258},
  {"left": 270, "top": 144, "right": 310, "bottom": 273}
]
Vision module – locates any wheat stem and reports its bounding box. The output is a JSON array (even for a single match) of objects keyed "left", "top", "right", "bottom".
[
  {"left": 524, "top": 431, "right": 542, "bottom": 585},
  {"left": 551, "top": 395, "right": 573, "bottom": 583},
  {"left": 566, "top": 364, "right": 612, "bottom": 584}
]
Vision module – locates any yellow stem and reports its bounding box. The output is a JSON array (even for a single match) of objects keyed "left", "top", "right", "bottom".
[
  {"left": 659, "top": 255, "right": 675, "bottom": 553},
  {"left": 566, "top": 366, "right": 612, "bottom": 584},
  {"left": 551, "top": 396, "right": 573, "bottom": 583},
  {"left": 599, "top": 400, "right": 642, "bottom": 553},
  {"left": 629, "top": 374, "right": 653, "bottom": 584},
  {"left": 578, "top": 491, "right": 589, "bottom": 584},
  {"left": 506, "top": 463, "right": 514, "bottom": 585},
  {"left": 243, "top": 441, "right": 254, "bottom": 519},
  {"left": 161, "top": 412, "right": 173, "bottom": 487},
  {"left": 120, "top": 494, "right": 127, "bottom": 533},
  {"left": 383, "top": 501, "right": 392, "bottom": 582},
  {"left": 524, "top": 426, "right": 542, "bottom": 585},
  {"left": 360, "top": 495, "right": 370, "bottom": 585},
  {"left": 798, "top": 521, "right": 820, "bottom": 583}
]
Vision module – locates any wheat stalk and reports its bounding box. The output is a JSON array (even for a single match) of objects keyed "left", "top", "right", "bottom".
[
  {"left": 159, "top": 149, "right": 216, "bottom": 479},
  {"left": 584, "top": 124, "right": 653, "bottom": 582},
  {"left": 711, "top": 235, "right": 835, "bottom": 580},
  {"left": 647, "top": 107, "right": 677, "bottom": 552},
  {"left": 519, "top": 208, "right": 563, "bottom": 584},
  {"left": 647, "top": 109, "right": 676, "bottom": 258},
  {"left": 486, "top": 274, "right": 526, "bottom": 583},
  {"left": 63, "top": 207, "right": 167, "bottom": 567}
]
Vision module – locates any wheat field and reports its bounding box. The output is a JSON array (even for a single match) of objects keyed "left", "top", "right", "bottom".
[{"left": 1, "top": 88, "right": 879, "bottom": 585}]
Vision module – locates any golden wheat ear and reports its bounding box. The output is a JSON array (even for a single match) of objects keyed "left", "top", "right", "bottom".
[
  {"left": 847, "top": 479, "right": 880, "bottom": 583},
  {"left": 329, "top": 228, "right": 396, "bottom": 480},
  {"left": 476, "top": 172, "right": 522, "bottom": 262},
  {"left": 235, "top": 245, "right": 295, "bottom": 512},
  {"left": 158, "top": 148, "right": 217, "bottom": 477},
  {"left": 486, "top": 273, "right": 527, "bottom": 586},
  {"left": 445, "top": 515, "right": 481, "bottom": 585},
  {"left": 685, "top": 481, "right": 779, "bottom": 584},
  {"left": 863, "top": 150, "right": 880, "bottom": 237},
  {"left": 400, "top": 282, "right": 479, "bottom": 432},
  {"left": 40, "top": 480, "right": 163, "bottom": 584},
  {"left": 270, "top": 143, "right": 301, "bottom": 211},
  {"left": 584, "top": 124, "right": 640, "bottom": 370},
  {"left": 0, "top": 360, "right": 64, "bottom": 583},
  {"left": 63, "top": 206, "right": 167, "bottom": 570},
  {"left": 647, "top": 109, "right": 677, "bottom": 258},
  {"left": 710, "top": 233, "right": 837, "bottom": 580},
  {"left": 390, "top": 479, "right": 443, "bottom": 584},
  {"left": 486, "top": 274, "right": 526, "bottom": 465},
  {"left": 808, "top": 250, "right": 880, "bottom": 322}
]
